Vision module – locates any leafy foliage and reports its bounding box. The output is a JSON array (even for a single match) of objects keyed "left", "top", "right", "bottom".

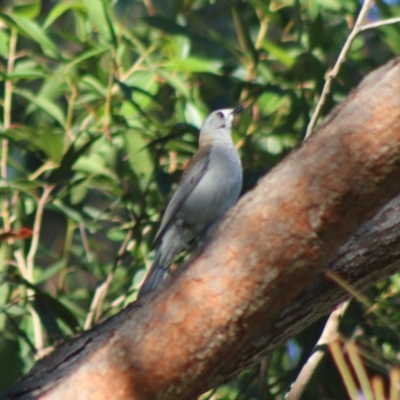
[{"left": 0, "top": 0, "right": 399, "bottom": 398}]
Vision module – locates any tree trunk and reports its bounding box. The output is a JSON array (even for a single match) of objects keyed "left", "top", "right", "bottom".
[{"left": 2, "top": 57, "right": 400, "bottom": 400}]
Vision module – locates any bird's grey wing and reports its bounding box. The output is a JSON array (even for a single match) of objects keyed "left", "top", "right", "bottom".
[{"left": 153, "top": 144, "right": 212, "bottom": 245}]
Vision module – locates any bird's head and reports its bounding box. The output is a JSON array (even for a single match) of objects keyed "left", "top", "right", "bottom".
[{"left": 201, "top": 105, "right": 244, "bottom": 132}]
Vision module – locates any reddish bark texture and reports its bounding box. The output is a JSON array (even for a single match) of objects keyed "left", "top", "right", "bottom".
[{"left": 3, "top": 58, "right": 400, "bottom": 400}]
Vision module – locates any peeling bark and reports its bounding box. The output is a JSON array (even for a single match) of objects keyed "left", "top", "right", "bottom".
[{"left": 2, "top": 58, "right": 400, "bottom": 400}]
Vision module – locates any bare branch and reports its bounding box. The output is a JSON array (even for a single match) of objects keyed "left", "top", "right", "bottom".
[
  {"left": 360, "top": 16, "right": 400, "bottom": 32},
  {"left": 305, "top": 0, "right": 373, "bottom": 138}
]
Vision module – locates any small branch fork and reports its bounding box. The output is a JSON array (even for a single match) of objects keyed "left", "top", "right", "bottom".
[{"left": 305, "top": 1, "right": 400, "bottom": 138}]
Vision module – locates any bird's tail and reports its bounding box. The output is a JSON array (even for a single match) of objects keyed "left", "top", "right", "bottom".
[
  {"left": 137, "top": 251, "right": 168, "bottom": 299},
  {"left": 137, "top": 227, "right": 184, "bottom": 299}
]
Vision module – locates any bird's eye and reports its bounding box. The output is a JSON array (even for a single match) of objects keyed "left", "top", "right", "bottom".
[{"left": 217, "top": 111, "right": 224, "bottom": 118}]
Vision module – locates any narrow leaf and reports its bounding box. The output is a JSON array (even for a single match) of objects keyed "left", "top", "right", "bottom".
[{"left": 0, "top": 12, "right": 61, "bottom": 59}]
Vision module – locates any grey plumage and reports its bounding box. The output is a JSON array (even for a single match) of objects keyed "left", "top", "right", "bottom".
[{"left": 138, "top": 106, "right": 243, "bottom": 298}]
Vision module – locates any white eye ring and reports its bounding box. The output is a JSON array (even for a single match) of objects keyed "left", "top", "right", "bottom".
[{"left": 217, "top": 111, "right": 224, "bottom": 118}]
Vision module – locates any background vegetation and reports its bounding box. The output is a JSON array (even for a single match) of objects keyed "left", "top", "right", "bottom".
[{"left": 0, "top": 0, "right": 400, "bottom": 398}]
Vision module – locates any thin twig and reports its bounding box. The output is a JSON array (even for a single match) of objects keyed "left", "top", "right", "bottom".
[
  {"left": 329, "top": 340, "right": 359, "bottom": 399},
  {"left": 28, "top": 304, "right": 44, "bottom": 351},
  {"left": 28, "top": 160, "right": 57, "bottom": 181},
  {"left": 84, "top": 273, "right": 114, "bottom": 330},
  {"left": 371, "top": 376, "right": 385, "bottom": 400},
  {"left": 84, "top": 228, "right": 133, "bottom": 329},
  {"left": 25, "top": 184, "right": 53, "bottom": 350},
  {"left": 79, "top": 222, "right": 93, "bottom": 264},
  {"left": 360, "top": 16, "right": 400, "bottom": 31},
  {"left": 258, "top": 356, "right": 269, "bottom": 400},
  {"left": 143, "top": 0, "right": 156, "bottom": 16},
  {"left": 286, "top": 302, "right": 349, "bottom": 400},
  {"left": 345, "top": 343, "right": 373, "bottom": 400},
  {"left": 26, "top": 185, "right": 54, "bottom": 282},
  {"left": 390, "top": 368, "right": 400, "bottom": 400},
  {"left": 120, "top": 48, "right": 152, "bottom": 82},
  {"left": 13, "top": 248, "right": 28, "bottom": 278},
  {"left": 93, "top": 227, "right": 134, "bottom": 324},
  {"left": 65, "top": 80, "right": 78, "bottom": 145},
  {"left": 2, "top": 28, "right": 17, "bottom": 175},
  {"left": 305, "top": 0, "right": 373, "bottom": 138},
  {"left": 255, "top": 9, "right": 269, "bottom": 51},
  {"left": 1, "top": 29, "right": 18, "bottom": 233}
]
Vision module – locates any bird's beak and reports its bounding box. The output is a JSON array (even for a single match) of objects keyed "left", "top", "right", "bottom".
[{"left": 232, "top": 104, "right": 244, "bottom": 116}]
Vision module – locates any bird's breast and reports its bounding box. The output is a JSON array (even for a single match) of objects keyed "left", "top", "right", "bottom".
[{"left": 180, "top": 142, "right": 242, "bottom": 227}]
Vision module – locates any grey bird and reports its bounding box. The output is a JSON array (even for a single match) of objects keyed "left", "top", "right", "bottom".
[{"left": 137, "top": 105, "right": 244, "bottom": 299}]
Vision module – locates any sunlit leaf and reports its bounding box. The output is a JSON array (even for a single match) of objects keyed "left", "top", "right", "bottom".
[
  {"left": 164, "top": 57, "right": 222, "bottom": 74},
  {"left": 12, "top": 0, "right": 41, "bottom": 19}
]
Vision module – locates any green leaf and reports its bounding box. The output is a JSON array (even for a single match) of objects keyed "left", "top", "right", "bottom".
[
  {"left": 0, "top": 337, "right": 25, "bottom": 390},
  {"left": 72, "top": 155, "right": 118, "bottom": 180},
  {"left": 123, "top": 129, "right": 153, "bottom": 188},
  {"left": 32, "top": 290, "right": 80, "bottom": 336},
  {"left": 1, "top": 179, "right": 41, "bottom": 193},
  {"left": 81, "top": 0, "right": 116, "bottom": 46},
  {"left": 31, "top": 294, "right": 64, "bottom": 339},
  {"left": 231, "top": 4, "right": 258, "bottom": 67},
  {"left": 312, "top": 0, "right": 343, "bottom": 12},
  {"left": 14, "top": 88, "right": 66, "bottom": 127},
  {"left": 80, "top": 75, "right": 107, "bottom": 97},
  {"left": 35, "top": 259, "right": 64, "bottom": 285},
  {"left": 158, "top": 70, "right": 190, "bottom": 98},
  {"left": 257, "top": 91, "right": 287, "bottom": 115},
  {"left": 52, "top": 200, "right": 86, "bottom": 223},
  {"left": 65, "top": 46, "right": 109, "bottom": 73},
  {"left": 164, "top": 57, "right": 222, "bottom": 74},
  {"left": 0, "top": 30, "right": 9, "bottom": 57},
  {"left": 47, "top": 135, "right": 102, "bottom": 183},
  {"left": 37, "top": 130, "right": 65, "bottom": 163},
  {"left": 7, "top": 275, "right": 80, "bottom": 335},
  {"left": 0, "top": 126, "right": 61, "bottom": 160},
  {"left": 13, "top": 0, "right": 41, "bottom": 19},
  {"left": 0, "top": 12, "right": 62, "bottom": 59},
  {"left": 43, "top": 2, "right": 85, "bottom": 30},
  {"left": 261, "top": 41, "right": 296, "bottom": 68},
  {"left": 9, "top": 60, "right": 46, "bottom": 80}
]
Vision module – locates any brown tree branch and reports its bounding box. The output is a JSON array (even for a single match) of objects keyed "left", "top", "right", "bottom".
[{"left": 2, "top": 58, "right": 400, "bottom": 400}]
